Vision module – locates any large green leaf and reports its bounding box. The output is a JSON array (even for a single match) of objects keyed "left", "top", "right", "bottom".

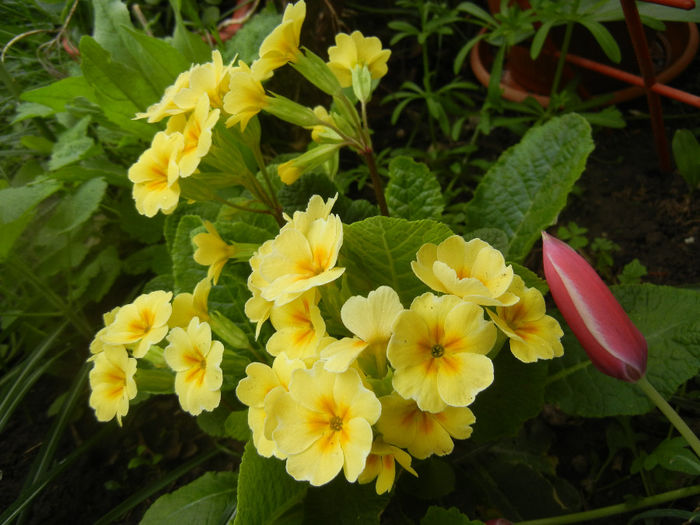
[
  {"left": 421, "top": 506, "right": 482, "bottom": 525},
  {"left": 140, "top": 471, "right": 237, "bottom": 525},
  {"left": 470, "top": 350, "right": 549, "bottom": 443},
  {"left": 49, "top": 116, "right": 96, "bottom": 171},
  {"left": 463, "top": 113, "right": 594, "bottom": 263},
  {"left": 234, "top": 441, "right": 307, "bottom": 525},
  {"left": 386, "top": 156, "right": 444, "bottom": 221},
  {"left": 43, "top": 177, "right": 108, "bottom": 234},
  {"left": 172, "top": 215, "right": 208, "bottom": 293},
  {"left": 79, "top": 36, "right": 157, "bottom": 140},
  {"left": 20, "top": 76, "right": 96, "bottom": 112},
  {"left": 546, "top": 284, "right": 700, "bottom": 417},
  {"left": 340, "top": 217, "right": 453, "bottom": 305}
]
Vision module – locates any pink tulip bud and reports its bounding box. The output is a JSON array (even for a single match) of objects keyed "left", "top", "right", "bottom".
[{"left": 541, "top": 232, "right": 647, "bottom": 382}]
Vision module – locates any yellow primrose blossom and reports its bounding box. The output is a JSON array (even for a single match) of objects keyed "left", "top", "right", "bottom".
[
  {"left": 254, "top": 0, "right": 306, "bottom": 79},
  {"left": 169, "top": 277, "right": 211, "bottom": 328},
  {"left": 357, "top": 437, "right": 417, "bottom": 495},
  {"left": 271, "top": 361, "right": 381, "bottom": 486},
  {"left": 282, "top": 193, "right": 338, "bottom": 235},
  {"left": 321, "top": 286, "right": 404, "bottom": 375},
  {"left": 327, "top": 31, "right": 391, "bottom": 88},
  {"left": 387, "top": 293, "right": 496, "bottom": 413},
  {"left": 173, "top": 50, "right": 233, "bottom": 110},
  {"left": 236, "top": 353, "right": 306, "bottom": 458},
  {"left": 244, "top": 238, "right": 276, "bottom": 337},
  {"left": 277, "top": 160, "right": 303, "bottom": 185},
  {"left": 164, "top": 317, "right": 223, "bottom": 416},
  {"left": 488, "top": 275, "right": 564, "bottom": 363},
  {"left": 102, "top": 290, "right": 173, "bottom": 358},
  {"left": 412, "top": 235, "right": 519, "bottom": 307},
  {"left": 223, "top": 62, "right": 269, "bottom": 131},
  {"left": 254, "top": 196, "right": 344, "bottom": 306},
  {"left": 165, "top": 94, "right": 220, "bottom": 178},
  {"left": 128, "top": 131, "right": 184, "bottom": 217},
  {"left": 88, "top": 346, "right": 137, "bottom": 425},
  {"left": 89, "top": 306, "right": 122, "bottom": 356},
  {"left": 267, "top": 291, "right": 326, "bottom": 360},
  {"left": 376, "top": 392, "right": 475, "bottom": 459},
  {"left": 134, "top": 68, "right": 192, "bottom": 122},
  {"left": 193, "top": 220, "right": 238, "bottom": 284}
]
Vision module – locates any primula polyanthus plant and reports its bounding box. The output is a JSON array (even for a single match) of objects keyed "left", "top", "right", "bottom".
[{"left": 84, "top": 0, "right": 567, "bottom": 499}]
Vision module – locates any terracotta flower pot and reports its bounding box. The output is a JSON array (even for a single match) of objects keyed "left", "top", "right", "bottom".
[{"left": 469, "top": 21, "right": 699, "bottom": 107}]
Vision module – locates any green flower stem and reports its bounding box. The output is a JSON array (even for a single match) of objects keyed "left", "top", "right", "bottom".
[
  {"left": 517, "top": 484, "right": 700, "bottom": 525},
  {"left": 548, "top": 0, "right": 580, "bottom": 106},
  {"left": 360, "top": 147, "right": 389, "bottom": 216},
  {"left": 636, "top": 374, "right": 700, "bottom": 458}
]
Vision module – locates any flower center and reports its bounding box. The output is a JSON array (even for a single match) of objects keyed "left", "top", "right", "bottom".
[
  {"left": 329, "top": 415, "right": 343, "bottom": 432},
  {"left": 431, "top": 344, "right": 444, "bottom": 358}
]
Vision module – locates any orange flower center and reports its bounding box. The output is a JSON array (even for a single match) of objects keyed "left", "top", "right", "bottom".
[
  {"left": 431, "top": 344, "right": 444, "bottom": 358},
  {"left": 329, "top": 415, "right": 343, "bottom": 432}
]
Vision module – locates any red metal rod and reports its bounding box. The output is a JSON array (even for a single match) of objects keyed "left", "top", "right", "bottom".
[
  {"left": 640, "top": 0, "right": 694, "bottom": 8},
  {"left": 552, "top": 51, "right": 700, "bottom": 108},
  {"left": 620, "top": 0, "right": 672, "bottom": 172}
]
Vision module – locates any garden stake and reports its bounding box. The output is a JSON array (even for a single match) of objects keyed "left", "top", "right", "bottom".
[{"left": 620, "top": 0, "right": 672, "bottom": 172}]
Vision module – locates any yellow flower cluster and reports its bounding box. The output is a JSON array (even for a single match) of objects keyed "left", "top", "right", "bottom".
[
  {"left": 237, "top": 197, "right": 564, "bottom": 494},
  {"left": 130, "top": 50, "right": 227, "bottom": 217},
  {"left": 87, "top": 223, "right": 235, "bottom": 424}
]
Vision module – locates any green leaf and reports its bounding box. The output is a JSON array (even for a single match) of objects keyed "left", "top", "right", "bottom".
[
  {"left": 234, "top": 441, "right": 307, "bottom": 525},
  {"left": 11, "top": 102, "right": 53, "bottom": 124},
  {"left": 197, "top": 405, "right": 232, "bottom": 438},
  {"left": 135, "top": 368, "right": 174, "bottom": 394},
  {"left": 463, "top": 114, "right": 594, "bottom": 263},
  {"left": 0, "top": 178, "right": 61, "bottom": 224},
  {"left": 340, "top": 217, "right": 453, "bottom": 305},
  {"left": 470, "top": 350, "right": 548, "bottom": 443},
  {"left": 303, "top": 476, "right": 390, "bottom": 525},
  {"left": 303, "top": 474, "right": 389, "bottom": 525},
  {"left": 49, "top": 116, "right": 96, "bottom": 170},
  {"left": 44, "top": 178, "right": 107, "bottom": 233},
  {"left": 672, "top": 129, "right": 700, "bottom": 190},
  {"left": 92, "top": 0, "right": 138, "bottom": 69},
  {"left": 140, "top": 471, "right": 237, "bottom": 525},
  {"left": 463, "top": 227, "right": 509, "bottom": 257},
  {"left": 421, "top": 506, "right": 482, "bottom": 525},
  {"left": 545, "top": 284, "right": 700, "bottom": 417},
  {"left": 21, "top": 76, "right": 96, "bottom": 112},
  {"left": 386, "top": 156, "right": 444, "bottom": 221},
  {"left": 400, "top": 457, "right": 455, "bottom": 501},
  {"left": 643, "top": 437, "right": 700, "bottom": 475},
  {"left": 79, "top": 36, "right": 157, "bottom": 140},
  {"left": 224, "top": 410, "right": 251, "bottom": 441},
  {"left": 71, "top": 245, "right": 121, "bottom": 302},
  {"left": 170, "top": 0, "right": 211, "bottom": 63},
  {"left": 618, "top": 258, "right": 647, "bottom": 285},
  {"left": 579, "top": 19, "right": 621, "bottom": 63}
]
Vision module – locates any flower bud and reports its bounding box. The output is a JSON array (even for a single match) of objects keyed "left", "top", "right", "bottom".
[{"left": 541, "top": 232, "right": 647, "bottom": 382}]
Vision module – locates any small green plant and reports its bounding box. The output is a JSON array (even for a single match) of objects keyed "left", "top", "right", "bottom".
[
  {"left": 556, "top": 220, "right": 589, "bottom": 250},
  {"left": 672, "top": 129, "right": 700, "bottom": 192}
]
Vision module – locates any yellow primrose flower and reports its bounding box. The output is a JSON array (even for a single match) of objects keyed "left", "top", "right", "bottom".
[
  {"left": 254, "top": 0, "right": 306, "bottom": 78},
  {"left": 487, "top": 275, "right": 564, "bottom": 363},
  {"left": 387, "top": 293, "right": 496, "bottom": 413},
  {"left": 89, "top": 306, "right": 122, "bottom": 356},
  {"left": 281, "top": 193, "right": 338, "bottom": 235},
  {"left": 245, "top": 238, "right": 276, "bottom": 337},
  {"left": 128, "top": 131, "right": 184, "bottom": 217},
  {"left": 376, "top": 392, "right": 475, "bottom": 459},
  {"left": 193, "top": 220, "right": 238, "bottom": 284},
  {"left": 327, "top": 31, "right": 391, "bottom": 88},
  {"left": 88, "top": 346, "right": 137, "bottom": 426},
  {"left": 173, "top": 50, "right": 233, "bottom": 110},
  {"left": 267, "top": 291, "right": 326, "bottom": 360},
  {"left": 169, "top": 277, "right": 211, "bottom": 329},
  {"left": 321, "top": 286, "right": 404, "bottom": 376},
  {"left": 412, "top": 235, "right": 519, "bottom": 307},
  {"left": 256, "top": 199, "right": 344, "bottom": 307},
  {"left": 223, "top": 62, "right": 269, "bottom": 131},
  {"left": 102, "top": 290, "right": 173, "bottom": 358},
  {"left": 164, "top": 317, "right": 224, "bottom": 416},
  {"left": 134, "top": 68, "right": 192, "bottom": 122},
  {"left": 357, "top": 437, "right": 417, "bottom": 495},
  {"left": 272, "top": 361, "right": 381, "bottom": 486},
  {"left": 165, "top": 94, "right": 220, "bottom": 178},
  {"left": 277, "top": 160, "right": 303, "bottom": 185},
  {"left": 236, "top": 353, "right": 306, "bottom": 458}
]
